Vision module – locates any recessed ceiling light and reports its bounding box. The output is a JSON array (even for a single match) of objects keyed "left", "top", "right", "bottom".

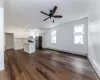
[
  {"left": 12, "top": 26, "right": 14, "bottom": 27},
  {"left": 26, "top": 26, "right": 27, "bottom": 27},
  {"left": 28, "top": 24, "right": 30, "bottom": 26}
]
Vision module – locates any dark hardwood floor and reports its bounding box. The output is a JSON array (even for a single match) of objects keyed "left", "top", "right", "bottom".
[{"left": 4, "top": 49, "right": 99, "bottom": 80}]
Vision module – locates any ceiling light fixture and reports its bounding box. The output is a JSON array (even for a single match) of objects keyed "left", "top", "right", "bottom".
[
  {"left": 26, "top": 26, "right": 27, "bottom": 27},
  {"left": 12, "top": 26, "right": 14, "bottom": 27},
  {"left": 28, "top": 24, "right": 30, "bottom": 26}
]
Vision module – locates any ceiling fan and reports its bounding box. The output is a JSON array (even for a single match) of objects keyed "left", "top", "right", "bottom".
[{"left": 40, "top": 6, "right": 63, "bottom": 23}]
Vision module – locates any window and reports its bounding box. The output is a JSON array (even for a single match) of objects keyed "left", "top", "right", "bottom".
[
  {"left": 51, "top": 30, "right": 56, "bottom": 43},
  {"left": 74, "top": 24, "right": 84, "bottom": 44}
]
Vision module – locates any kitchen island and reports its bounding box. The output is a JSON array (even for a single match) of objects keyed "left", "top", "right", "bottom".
[{"left": 24, "top": 42, "right": 35, "bottom": 54}]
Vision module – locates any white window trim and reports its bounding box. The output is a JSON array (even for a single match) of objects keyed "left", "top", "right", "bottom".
[
  {"left": 51, "top": 30, "right": 56, "bottom": 43},
  {"left": 74, "top": 24, "right": 84, "bottom": 44}
]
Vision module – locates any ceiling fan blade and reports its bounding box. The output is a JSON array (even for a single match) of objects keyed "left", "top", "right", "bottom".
[
  {"left": 52, "top": 6, "right": 57, "bottom": 15},
  {"left": 53, "top": 15, "right": 63, "bottom": 18},
  {"left": 43, "top": 17, "right": 50, "bottom": 21},
  {"left": 40, "top": 11, "right": 49, "bottom": 16}
]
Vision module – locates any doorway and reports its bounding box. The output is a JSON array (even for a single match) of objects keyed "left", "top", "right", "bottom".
[{"left": 5, "top": 33, "right": 14, "bottom": 49}]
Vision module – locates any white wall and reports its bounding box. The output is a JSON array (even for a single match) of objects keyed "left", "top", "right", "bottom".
[
  {"left": 0, "top": 0, "right": 4, "bottom": 71},
  {"left": 43, "top": 17, "right": 88, "bottom": 56},
  {"left": 88, "top": 0, "right": 100, "bottom": 77},
  {"left": 0, "top": 0, "right": 3, "bottom": 8}
]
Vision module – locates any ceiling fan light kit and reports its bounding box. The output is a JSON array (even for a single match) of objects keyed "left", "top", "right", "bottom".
[{"left": 40, "top": 6, "right": 63, "bottom": 23}]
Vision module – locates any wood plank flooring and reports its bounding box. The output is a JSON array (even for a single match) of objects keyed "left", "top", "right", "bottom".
[{"left": 4, "top": 49, "right": 100, "bottom": 80}]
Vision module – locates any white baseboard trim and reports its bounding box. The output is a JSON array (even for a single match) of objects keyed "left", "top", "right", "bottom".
[{"left": 88, "top": 56, "right": 100, "bottom": 78}]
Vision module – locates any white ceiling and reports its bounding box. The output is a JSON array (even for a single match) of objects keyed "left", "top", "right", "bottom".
[{"left": 4, "top": 0, "right": 90, "bottom": 29}]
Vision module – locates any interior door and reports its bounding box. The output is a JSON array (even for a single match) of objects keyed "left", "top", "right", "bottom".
[{"left": 5, "top": 33, "right": 14, "bottom": 49}]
